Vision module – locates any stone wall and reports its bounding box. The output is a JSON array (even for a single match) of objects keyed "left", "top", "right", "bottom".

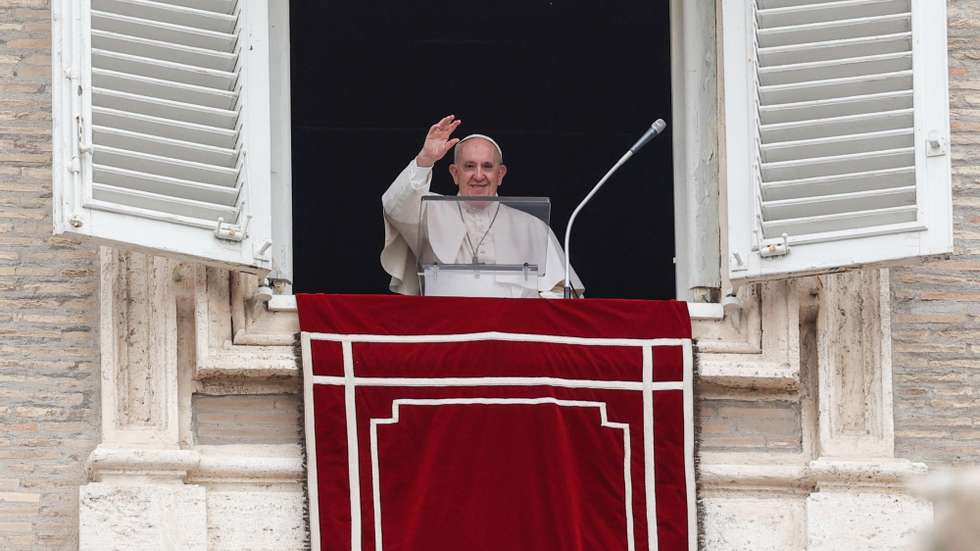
[
  {"left": 891, "top": 0, "right": 980, "bottom": 467},
  {"left": 0, "top": 1, "right": 100, "bottom": 548},
  {"left": 0, "top": 0, "right": 975, "bottom": 548}
]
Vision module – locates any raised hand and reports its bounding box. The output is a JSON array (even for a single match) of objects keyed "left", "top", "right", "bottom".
[{"left": 416, "top": 115, "right": 462, "bottom": 167}]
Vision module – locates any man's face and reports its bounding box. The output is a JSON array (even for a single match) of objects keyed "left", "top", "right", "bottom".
[{"left": 448, "top": 139, "right": 507, "bottom": 196}]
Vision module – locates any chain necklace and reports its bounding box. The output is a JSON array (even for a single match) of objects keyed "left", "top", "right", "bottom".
[{"left": 457, "top": 200, "right": 501, "bottom": 264}]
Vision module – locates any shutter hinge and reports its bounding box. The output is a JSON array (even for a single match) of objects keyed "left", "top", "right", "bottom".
[
  {"left": 214, "top": 213, "right": 251, "bottom": 242},
  {"left": 926, "top": 132, "right": 948, "bottom": 157},
  {"left": 759, "top": 233, "right": 790, "bottom": 258}
]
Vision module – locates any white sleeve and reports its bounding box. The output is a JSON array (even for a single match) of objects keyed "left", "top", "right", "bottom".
[
  {"left": 380, "top": 159, "right": 433, "bottom": 295},
  {"left": 382, "top": 159, "right": 432, "bottom": 227}
]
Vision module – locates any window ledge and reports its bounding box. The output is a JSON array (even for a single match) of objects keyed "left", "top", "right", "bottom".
[{"left": 268, "top": 295, "right": 724, "bottom": 320}]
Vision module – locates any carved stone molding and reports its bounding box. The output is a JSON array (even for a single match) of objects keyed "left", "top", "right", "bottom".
[
  {"left": 84, "top": 248, "right": 206, "bottom": 550},
  {"left": 700, "top": 459, "right": 927, "bottom": 494},
  {"left": 230, "top": 271, "right": 299, "bottom": 346},
  {"left": 81, "top": 444, "right": 305, "bottom": 551},
  {"left": 97, "top": 247, "right": 180, "bottom": 446},
  {"left": 697, "top": 281, "right": 802, "bottom": 389},
  {"left": 816, "top": 269, "right": 895, "bottom": 458},
  {"left": 87, "top": 444, "right": 304, "bottom": 485},
  {"left": 194, "top": 268, "right": 298, "bottom": 383}
]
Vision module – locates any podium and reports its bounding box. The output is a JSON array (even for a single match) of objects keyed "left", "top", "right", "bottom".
[
  {"left": 297, "top": 294, "right": 697, "bottom": 551},
  {"left": 417, "top": 196, "right": 552, "bottom": 298}
]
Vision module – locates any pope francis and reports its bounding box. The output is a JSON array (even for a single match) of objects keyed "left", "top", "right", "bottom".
[{"left": 380, "top": 115, "right": 583, "bottom": 298}]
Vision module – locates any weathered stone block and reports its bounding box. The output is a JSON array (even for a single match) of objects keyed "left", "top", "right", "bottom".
[
  {"left": 79, "top": 483, "right": 207, "bottom": 551},
  {"left": 806, "top": 492, "right": 931, "bottom": 551}
]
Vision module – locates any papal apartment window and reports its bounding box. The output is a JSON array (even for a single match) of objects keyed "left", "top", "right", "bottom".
[
  {"left": 289, "top": 0, "right": 676, "bottom": 299},
  {"left": 50, "top": 1, "right": 952, "bottom": 293}
]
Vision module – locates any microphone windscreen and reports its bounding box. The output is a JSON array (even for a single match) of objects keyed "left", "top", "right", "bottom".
[{"left": 629, "top": 118, "right": 669, "bottom": 154}]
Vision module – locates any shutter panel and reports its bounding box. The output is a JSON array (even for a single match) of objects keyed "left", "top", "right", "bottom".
[
  {"left": 52, "top": 0, "right": 273, "bottom": 271},
  {"left": 722, "top": 0, "right": 952, "bottom": 283}
]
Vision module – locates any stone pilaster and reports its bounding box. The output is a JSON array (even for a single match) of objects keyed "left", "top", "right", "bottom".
[
  {"left": 79, "top": 248, "right": 206, "bottom": 550},
  {"left": 806, "top": 269, "right": 931, "bottom": 551},
  {"left": 816, "top": 268, "right": 893, "bottom": 459}
]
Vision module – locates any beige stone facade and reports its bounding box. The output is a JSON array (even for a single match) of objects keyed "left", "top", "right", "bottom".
[
  {"left": 0, "top": 2, "right": 99, "bottom": 548},
  {"left": 891, "top": 1, "right": 980, "bottom": 467},
  {"left": 0, "top": 0, "right": 977, "bottom": 549}
]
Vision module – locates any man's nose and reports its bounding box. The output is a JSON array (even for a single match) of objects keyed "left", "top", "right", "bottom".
[{"left": 474, "top": 167, "right": 487, "bottom": 180}]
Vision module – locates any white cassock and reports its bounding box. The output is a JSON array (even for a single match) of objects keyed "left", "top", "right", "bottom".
[{"left": 381, "top": 159, "right": 584, "bottom": 298}]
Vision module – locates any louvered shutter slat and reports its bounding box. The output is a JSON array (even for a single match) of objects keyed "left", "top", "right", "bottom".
[
  {"left": 760, "top": 71, "right": 912, "bottom": 105},
  {"left": 93, "top": 88, "right": 238, "bottom": 127},
  {"left": 91, "top": 183, "right": 239, "bottom": 222},
  {"left": 94, "top": 165, "right": 239, "bottom": 205},
  {"left": 93, "top": 0, "right": 238, "bottom": 33},
  {"left": 761, "top": 128, "right": 914, "bottom": 163},
  {"left": 92, "top": 107, "right": 237, "bottom": 148},
  {"left": 760, "top": 90, "right": 913, "bottom": 124},
  {"left": 152, "top": 0, "right": 238, "bottom": 16},
  {"left": 94, "top": 146, "right": 239, "bottom": 187},
  {"left": 92, "top": 69, "right": 238, "bottom": 110},
  {"left": 93, "top": 126, "right": 238, "bottom": 167},
  {"left": 92, "top": 50, "right": 237, "bottom": 90},
  {"left": 92, "top": 30, "right": 239, "bottom": 72},
  {"left": 758, "top": 13, "right": 911, "bottom": 47},
  {"left": 760, "top": 52, "right": 911, "bottom": 86},
  {"left": 761, "top": 109, "right": 913, "bottom": 142},
  {"left": 762, "top": 186, "right": 915, "bottom": 219},
  {"left": 761, "top": 147, "right": 914, "bottom": 181},
  {"left": 761, "top": 166, "right": 916, "bottom": 201},
  {"left": 759, "top": 33, "right": 911, "bottom": 66},
  {"left": 91, "top": 11, "right": 237, "bottom": 52},
  {"left": 762, "top": 205, "right": 917, "bottom": 236},
  {"left": 758, "top": 0, "right": 909, "bottom": 27}
]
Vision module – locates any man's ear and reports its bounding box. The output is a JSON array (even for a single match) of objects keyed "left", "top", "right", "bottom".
[
  {"left": 498, "top": 163, "right": 507, "bottom": 185},
  {"left": 448, "top": 163, "right": 460, "bottom": 186}
]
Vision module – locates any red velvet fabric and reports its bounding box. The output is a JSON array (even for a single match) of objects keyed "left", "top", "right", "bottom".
[
  {"left": 297, "top": 294, "right": 691, "bottom": 340},
  {"left": 299, "top": 294, "right": 693, "bottom": 551}
]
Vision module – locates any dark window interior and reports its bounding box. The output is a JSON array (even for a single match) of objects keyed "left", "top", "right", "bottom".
[{"left": 290, "top": 0, "right": 674, "bottom": 298}]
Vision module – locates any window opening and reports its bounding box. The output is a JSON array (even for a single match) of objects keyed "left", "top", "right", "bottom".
[{"left": 290, "top": 0, "right": 674, "bottom": 298}]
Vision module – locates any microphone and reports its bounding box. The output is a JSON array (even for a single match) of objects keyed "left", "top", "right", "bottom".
[
  {"left": 563, "top": 119, "right": 669, "bottom": 298},
  {"left": 629, "top": 119, "right": 668, "bottom": 154}
]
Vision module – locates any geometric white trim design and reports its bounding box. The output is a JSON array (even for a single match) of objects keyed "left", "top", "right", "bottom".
[
  {"left": 312, "top": 375, "right": 683, "bottom": 392},
  {"left": 302, "top": 331, "right": 696, "bottom": 551},
  {"left": 304, "top": 330, "right": 689, "bottom": 348},
  {"left": 369, "top": 398, "right": 634, "bottom": 551}
]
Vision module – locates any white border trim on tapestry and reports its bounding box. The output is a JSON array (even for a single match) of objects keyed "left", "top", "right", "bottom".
[
  {"left": 304, "top": 330, "right": 687, "bottom": 348},
  {"left": 312, "top": 375, "right": 683, "bottom": 392},
  {"left": 683, "top": 339, "right": 696, "bottom": 550},
  {"left": 369, "top": 398, "right": 635, "bottom": 551},
  {"left": 302, "top": 330, "right": 696, "bottom": 551}
]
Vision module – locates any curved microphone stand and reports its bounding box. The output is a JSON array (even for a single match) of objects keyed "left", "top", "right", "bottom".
[{"left": 563, "top": 119, "right": 668, "bottom": 299}]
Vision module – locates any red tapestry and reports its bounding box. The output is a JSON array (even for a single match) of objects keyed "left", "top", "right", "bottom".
[{"left": 298, "top": 294, "right": 696, "bottom": 551}]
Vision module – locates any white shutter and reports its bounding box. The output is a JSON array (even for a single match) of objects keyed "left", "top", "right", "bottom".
[
  {"left": 722, "top": 0, "right": 952, "bottom": 283},
  {"left": 52, "top": 0, "right": 273, "bottom": 271}
]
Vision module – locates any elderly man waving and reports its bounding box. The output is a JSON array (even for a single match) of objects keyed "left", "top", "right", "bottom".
[{"left": 380, "top": 115, "right": 582, "bottom": 298}]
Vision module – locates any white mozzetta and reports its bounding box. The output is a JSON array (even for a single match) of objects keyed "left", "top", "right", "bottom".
[
  {"left": 52, "top": 0, "right": 274, "bottom": 270},
  {"left": 723, "top": 0, "right": 953, "bottom": 282}
]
